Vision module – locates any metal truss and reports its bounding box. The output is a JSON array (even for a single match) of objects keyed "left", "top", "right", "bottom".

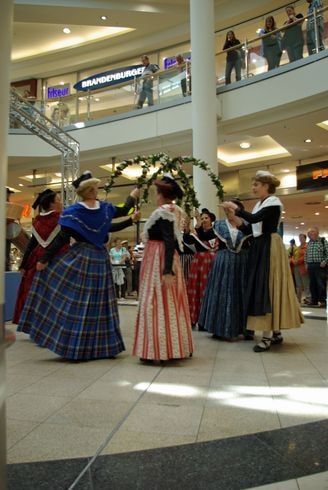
[{"left": 9, "top": 89, "right": 80, "bottom": 206}]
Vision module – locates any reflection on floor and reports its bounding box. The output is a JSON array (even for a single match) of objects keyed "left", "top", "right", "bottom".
[{"left": 5, "top": 305, "right": 328, "bottom": 489}]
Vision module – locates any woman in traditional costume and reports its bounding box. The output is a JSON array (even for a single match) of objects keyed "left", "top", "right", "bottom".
[
  {"left": 133, "top": 175, "right": 194, "bottom": 361},
  {"left": 199, "top": 200, "right": 252, "bottom": 340},
  {"left": 17, "top": 171, "right": 139, "bottom": 361},
  {"left": 13, "top": 189, "right": 66, "bottom": 324},
  {"left": 184, "top": 208, "right": 219, "bottom": 330},
  {"left": 221, "top": 171, "right": 303, "bottom": 352}
]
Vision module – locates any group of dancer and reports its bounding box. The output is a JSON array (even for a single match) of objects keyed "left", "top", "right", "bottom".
[{"left": 13, "top": 168, "right": 303, "bottom": 362}]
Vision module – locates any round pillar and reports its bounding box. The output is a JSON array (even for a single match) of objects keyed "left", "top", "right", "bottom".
[{"left": 190, "top": 0, "right": 218, "bottom": 214}]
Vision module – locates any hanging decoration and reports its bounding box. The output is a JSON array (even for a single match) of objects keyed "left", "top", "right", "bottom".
[{"left": 104, "top": 152, "right": 224, "bottom": 217}]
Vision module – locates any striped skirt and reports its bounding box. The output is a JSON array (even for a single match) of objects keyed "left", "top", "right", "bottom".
[
  {"left": 17, "top": 242, "right": 125, "bottom": 360},
  {"left": 187, "top": 251, "right": 216, "bottom": 325},
  {"left": 133, "top": 240, "right": 194, "bottom": 361}
]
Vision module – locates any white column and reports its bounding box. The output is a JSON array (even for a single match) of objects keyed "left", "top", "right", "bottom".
[
  {"left": 190, "top": 0, "right": 218, "bottom": 213},
  {"left": 0, "top": 1, "right": 14, "bottom": 489}
]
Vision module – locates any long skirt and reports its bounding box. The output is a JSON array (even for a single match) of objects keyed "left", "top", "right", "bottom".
[
  {"left": 247, "top": 233, "right": 303, "bottom": 331},
  {"left": 199, "top": 249, "right": 249, "bottom": 338},
  {"left": 13, "top": 244, "right": 67, "bottom": 324},
  {"left": 180, "top": 252, "right": 194, "bottom": 284},
  {"left": 133, "top": 240, "right": 193, "bottom": 361},
  {"left": 187, "top": 251, "right": 216, "bottom": 325},
  {"left": 17, "top": 242, "right": 125, "bottom": 360}
]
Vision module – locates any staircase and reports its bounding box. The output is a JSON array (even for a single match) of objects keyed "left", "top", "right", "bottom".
[{"left": 9, "top": 90, "right": 80, "bottom": 206}]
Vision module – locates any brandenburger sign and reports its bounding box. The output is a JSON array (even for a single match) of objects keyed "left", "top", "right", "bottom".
[{"left": 74, "top": 65, "right": 144, "bottom": 92}]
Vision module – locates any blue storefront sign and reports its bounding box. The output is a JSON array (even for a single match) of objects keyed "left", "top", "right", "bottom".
[
  {"left": 74, "top": 65, "right": 145, "bottom": 92},
  {"left": 164, "top": 53, "right": 191, "bottom": 70},
  {"left": 47, "top": 84, "right": 70, "bottom": 99}
]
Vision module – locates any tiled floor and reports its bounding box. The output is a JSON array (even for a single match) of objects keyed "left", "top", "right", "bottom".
[{"left": 5, "top": 304, "right": 328, "bottom": 489}]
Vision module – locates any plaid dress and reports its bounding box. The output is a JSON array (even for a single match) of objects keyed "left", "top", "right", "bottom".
[{"left": 17, "top": 201, "right": 125, "bottom": 360}]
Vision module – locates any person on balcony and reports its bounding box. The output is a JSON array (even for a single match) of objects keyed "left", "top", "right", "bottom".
[
  {"left": 175, "top": 54, "right": 191, "bottom": 96},
  {"left": 282, "top": 5, "right": 304, "bottom": 62},
  {"left": 223, "top": 30, "right": 242, "bottom": 84},
  {"left": 135, "top": 55, "right": 159, "bottom": 109},
  {"left": 306, "top": 0, "right": 325, "bottom": 55},
  {"left": 260, "top": 16, "right": 282, "bottom": 71}
]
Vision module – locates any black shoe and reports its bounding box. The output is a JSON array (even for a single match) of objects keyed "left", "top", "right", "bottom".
[
  {"left": 244, "top": 334, "right": 254, "bottom": 341},
  {"left": 253, "top": 337, "right": 271, "bottom": 352},
  {"left": 271, "top": 333, "right": 283, "bottom": 345},
  {"left": 198, "top": 325, "right": 206, "bottom": 331}
]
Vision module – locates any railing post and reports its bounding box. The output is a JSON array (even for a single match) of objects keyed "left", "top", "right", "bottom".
[
  {"left": 244, "top": 38, "right": 249, "bottom": 78},
  {"left": 86, "top": 90, "right": 91, "bottom": 121},
  {"left": 313, "top": 7, "right": 320, "bottom": 54},
  {"left": 186, "top": 60, "right": 191, "bottom": 95}
]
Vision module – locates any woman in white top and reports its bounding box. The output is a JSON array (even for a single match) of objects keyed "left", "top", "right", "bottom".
[{"left": 221, "top": 171, "right": 303, "bottom": 352}]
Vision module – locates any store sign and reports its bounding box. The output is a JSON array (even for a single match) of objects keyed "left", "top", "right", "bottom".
[
  {"left": 296, "top": 161, "right": 328, "bottom": 190},
  {"left": 47, "top": 84, "right": 70, "bottom": 99},
  {"left": 164, "top": 53, "right": 191, "bottom": 70},
  {"left": 73, "top": 65, "right": 144, "bottom": 92}
]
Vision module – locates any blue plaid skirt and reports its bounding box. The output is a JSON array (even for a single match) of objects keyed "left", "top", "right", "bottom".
[{"left": 17, "top": 242, "right": 125, "bottom": 360}]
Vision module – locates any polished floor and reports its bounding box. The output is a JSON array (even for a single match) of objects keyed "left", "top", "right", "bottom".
[{"left": 5, "top": 304, "right": 328, "bottom": 489}]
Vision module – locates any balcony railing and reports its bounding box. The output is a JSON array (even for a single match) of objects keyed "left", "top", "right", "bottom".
[{"left": 9, "top": 3, "right": 327, "bottom": 129}]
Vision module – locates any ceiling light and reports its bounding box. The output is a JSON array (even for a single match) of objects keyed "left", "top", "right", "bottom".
[
  {"left": 74, "top": 122, "right": 85, "bottom": 129},
  {"left": 282, "top": 210, "right": 286, "bottom": 214},
  {"left": 59, "top": 81, "right": 65, "bottom": 85},
  {"left": 63, "top": 27, "right": 71, "bottom": 34},
  {"left": 315, "top": 212, "right": 320, "bottom": 215},
  {"left": 282, "top": 169, "right": 290, "bottom": 173},
  {"left": 100, "top": 15, "right": 108, "bottom": 20},
  {"left": 325, "top": 205, "right": 328, "bottom": 209},
  {"left": 18, "top": 183, "right": 24, "bottom": 187},
  {"left": 300, "top": 222, "right": 305, "bottom": 225},
  {"left": 304, "top": 138, "right": 312, "bottom": 143},
  {"left": 239, "top": 142, "right": 251, "bottom": 149},
  {"left": 295, "top": 226, "right": 299, "bottom": 229},
  {"left": 94, "top": 98, "right": 100, "bottom": 102}
]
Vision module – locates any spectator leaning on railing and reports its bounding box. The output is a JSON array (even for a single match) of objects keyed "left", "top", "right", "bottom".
[{"left": 135, "top": 55, "right": 159, "bottom": 109}]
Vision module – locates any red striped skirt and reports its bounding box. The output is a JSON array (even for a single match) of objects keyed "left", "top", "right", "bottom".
[
  {"left": 133, "top": 240, "right": 194, "bottom": 361},
  {"left": 187, "top": 251, "right": 216, "bottom": 325}
]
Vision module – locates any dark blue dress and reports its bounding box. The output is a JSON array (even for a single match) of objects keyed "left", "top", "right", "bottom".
[{"left": 198, "top": 220, "right": 251, "bottom": 339}]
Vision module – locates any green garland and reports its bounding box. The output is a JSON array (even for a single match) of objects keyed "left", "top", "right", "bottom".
[{"left": 104, "top": 152, "right": 224, "bottom": 217}]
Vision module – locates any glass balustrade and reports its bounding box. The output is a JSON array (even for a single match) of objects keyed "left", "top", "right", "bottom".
[
  {"left": 9, "top": 2, "right": 327, "bottom": 130},
  {"left": 216, "top": 4, "right": 327, "bottom": 85}
]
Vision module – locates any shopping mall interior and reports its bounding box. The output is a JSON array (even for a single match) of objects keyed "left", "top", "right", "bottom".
[{"left": 2, "top": 0, "right": 328, "bottom": 488}]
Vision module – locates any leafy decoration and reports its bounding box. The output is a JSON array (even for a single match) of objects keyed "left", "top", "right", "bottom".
[{"left": 104, "top": 153, "right": 224, "bottom": 217}]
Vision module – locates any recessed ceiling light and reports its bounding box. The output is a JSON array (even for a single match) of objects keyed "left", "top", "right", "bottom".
[
  {"left": 315, "top": 212, "right": 320, "bottom": 215},
  {"left": 94, "top": 98, "right": 100, "bottom": 102},
  {"left": 63, "top": 27, "right": 71, "bottom": 34},
  {"left": 239, "top": 141, "right": 251, "bottom": 149},
  {"left": 325, "top": 205, "right": 328, "bottom": 209},
  {"left": 282, "top": 169, "right": 290, "bottom": 173},
  {"left": 59, "top": 81, "right": 65, "bottom": 85},
  {"left": 100, "top": 15, "right": 108, "bottom": 20},
  {"left": 295, "top": 226, "right": 299, "bottom": 229},
  {"left": 18, "top": 183, "right": 24, "bottom": 187},
  {"left": 282, "top": 210, "right": 286, "bottom": 213},
  {"left": 304, "top": 138, "right": 312, "bottom": 143},
  {"left": 300, "top": 222, "right": 305, "bottom": 225}
]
